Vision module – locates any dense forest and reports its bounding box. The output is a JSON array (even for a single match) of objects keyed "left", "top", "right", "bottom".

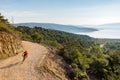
[
  {"left": 16, "top": 26, "right": 120, "bottom": 80},
  {"left": 1, "top": 14, "right": 120, "bottom": 80}
]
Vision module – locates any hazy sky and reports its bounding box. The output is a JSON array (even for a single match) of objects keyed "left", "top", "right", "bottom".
[{"left": 1, "top": 0, "right": 120, "bottom": 25}]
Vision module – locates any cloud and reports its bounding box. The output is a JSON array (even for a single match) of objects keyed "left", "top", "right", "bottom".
[
  {"left": 12, "top": 11, "right": 46, "bottom": 17},
  {"left": 1, "top": 10, "right": 48, "bottom": 23}
]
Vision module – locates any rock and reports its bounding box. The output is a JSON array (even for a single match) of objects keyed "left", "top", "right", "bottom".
[{"left": 0, "top": 32, "right": 23, "bottom": 59}]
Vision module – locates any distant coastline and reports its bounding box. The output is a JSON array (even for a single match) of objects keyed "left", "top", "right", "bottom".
[{"left": 76, "top": 29, "right": 120, "bottom": 39}]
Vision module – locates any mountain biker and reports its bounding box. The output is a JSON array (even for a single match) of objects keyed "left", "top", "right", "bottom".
[{"left": 22, "top": 50, "right": 28, "bottom": 63}]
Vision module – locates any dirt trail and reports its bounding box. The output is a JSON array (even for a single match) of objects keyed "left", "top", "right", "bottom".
[{"left": 0, "top": 41, "right": 48, "bottom": 80}]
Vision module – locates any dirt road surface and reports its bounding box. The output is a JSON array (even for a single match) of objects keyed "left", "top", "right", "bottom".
[{"left": 0, "top": 41, "right": 48, "bottom": 80}]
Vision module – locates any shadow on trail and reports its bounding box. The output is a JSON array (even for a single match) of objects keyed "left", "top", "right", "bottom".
[{"left": 0, "top": 62, "right": 20, "bottom": 69}]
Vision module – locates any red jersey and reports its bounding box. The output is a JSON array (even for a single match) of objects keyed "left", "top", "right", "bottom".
[{"left": 23, "top": 51, "right": 28, "bottom": 56}]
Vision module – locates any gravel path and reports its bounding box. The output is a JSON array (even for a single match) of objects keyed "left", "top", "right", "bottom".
[{"left": 0, "top": 41, "right": 48, "bottom": 80}]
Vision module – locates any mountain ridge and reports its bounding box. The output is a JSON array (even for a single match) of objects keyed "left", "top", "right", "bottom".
[{"left": 14, "top": 22, "right": 98, "bottom": 33}]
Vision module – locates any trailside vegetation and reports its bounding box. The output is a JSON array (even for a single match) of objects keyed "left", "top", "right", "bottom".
[
  {"left": 0, "top": 13, "right": 21, "bottom": 36},
  {"left": 16, "top": 26, "right": 120, "bottom": 80}
]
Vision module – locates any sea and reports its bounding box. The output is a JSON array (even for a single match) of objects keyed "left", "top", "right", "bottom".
[{"left": 77, "top": 29, "right": 120, "bottom": 39}]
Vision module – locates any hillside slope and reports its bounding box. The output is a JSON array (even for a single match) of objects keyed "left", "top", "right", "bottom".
[
  {"left": 0, "top": 32, "right": 22, "bottom": 59},
  {"left": 0, "top": 41, "right": 68, "bottom": 80}
]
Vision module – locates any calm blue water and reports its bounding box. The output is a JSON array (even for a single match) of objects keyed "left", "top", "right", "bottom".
[{"left": 77, "top": 29, "right": 120, "bottom": 39}]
